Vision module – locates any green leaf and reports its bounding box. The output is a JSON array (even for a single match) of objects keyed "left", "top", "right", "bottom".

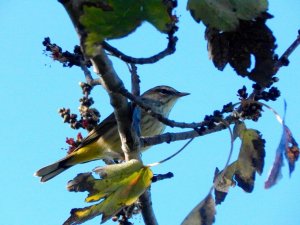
[
  {"left": 187, "top": 0, "right": 238, "bottom": 31},
  {"left": 80, "top": 0, "right": 175, "bottom": 55},
  {"left": 64, "top": 160, "right": 153, "bottom": 224},
  {"left": 187, "top": 0, "right": 268, "bottom": 31},
  {"left": 181, "top": 193, "right": 216, "bottom": 225},
  {"left": 233, "top": 0, "right": 268, "bottom": 20},
  {"left": 143, "top": 1, "right": 174, "bottom": 32}
]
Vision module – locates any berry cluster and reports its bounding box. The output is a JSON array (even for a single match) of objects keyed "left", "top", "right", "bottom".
[
  {"left": 254, "top": 86, "right": 281, "bottom": 101},
  {"left": 58, "top": 82, "right": 100, "bottom": 131},
  {"left": 237, "top": 86, "right": 248, "bottom": 99},
  {"left": 197, "top": 83, "right": 281, "bottom": 132},
  {"left": 197, "top": 83, "right": 282, "bottom": 132},
  {"left": 80, "top": 82, "right": 92, "bottom": 95},
  {"left": 236, "top": 86, "right": 262, "bottom": 121},
  {"left": 195, "top": 110, "right": 226, "bottom": 135},
  {"left": 80, "top": 96, "right": 94, "bottom": 107},
  {"left": 42, "top": 37, "right": 91, "bottom": 68},
  {"left": 112, "top": 217, "right": 133, "bottom": 225},
  {"left": 235, "top": 85, "right": 281, "bottom": 121},
  {"left": 205, "top": 110, "right": 224, "bottom": 128},
  {"left": 238, "top": 83, "right": 280, "bottom": 102},
  {"left": 112, "top": 207, "right": 137, "bottom": 225},
  {"left": 79, "top": 106, "right": 101, "bottom": 131},
  {"left": 240, "top": 102, "right": 263, "bottom": 122},
  {"left": 221, "top": 102, "right": 234, "bottom": 113},
  {"left": 59, "top": 108, "right": 81, "bottom": 129}
]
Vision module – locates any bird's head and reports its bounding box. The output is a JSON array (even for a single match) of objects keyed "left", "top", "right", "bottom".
[{"left": 141, "top": 85, "right": 189, "bottom": 116}]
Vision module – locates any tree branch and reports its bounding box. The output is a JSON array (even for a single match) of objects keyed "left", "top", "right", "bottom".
[
  {"left": 152, "top": 172, "right": 174, "bottom": 183},
  {"left": 102, "top": 32, "right": 177, "bottom": 64},
  {"left": 130, "top": 64, "right": 141, "bottom": 96},
  {"left": 129, "top": 65, "right": 159, "bottom": 225},
  {"left": 80, "top": 63, "right": 101, "bottom": 86},
  {"left": 141, "top": 116, "right": 234, "bottom": 148},
  {"left": 274, "top": 30, "right": 300, "bottom": 71},
  {"left": 91, "top": 49, "right": 142, "bottom": 160},
  {"left": 139, "top": 190, "right": 158, "bottom": 225},
  {"left": 92, "top": 50, "right": 159, "bottom": 225}
]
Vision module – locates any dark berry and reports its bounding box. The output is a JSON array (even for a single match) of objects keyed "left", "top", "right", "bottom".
[
  {"left": 272, "top": 77, "right": 279, "bottom": 83},
  {"left": 222, "top": 102, "right": 233, "bottom": 113},
  {"left": 237, "top": 86, "right": 248, "bottom": 99},
  {"left": 280, "top": 56, "right": 289, "bottom": 66},
  {"left": 252, "top": 83, "right": 262, "bottom": 91}
]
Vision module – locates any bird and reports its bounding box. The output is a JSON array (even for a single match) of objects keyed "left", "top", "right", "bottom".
[{"left": 34, "top": 85, "right": 189, "bottom": 182}]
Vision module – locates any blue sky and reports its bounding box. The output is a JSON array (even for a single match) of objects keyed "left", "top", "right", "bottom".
[{"left": 1, "top": 1, "right": 300, "bottom": 225}]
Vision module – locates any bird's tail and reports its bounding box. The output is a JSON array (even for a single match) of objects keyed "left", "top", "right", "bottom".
[
  {"left": 34, "top": 155, "right": 74, "bottom": 182},
  {"left": 34, "top": 142, "right": 117, "bottom": 182}
]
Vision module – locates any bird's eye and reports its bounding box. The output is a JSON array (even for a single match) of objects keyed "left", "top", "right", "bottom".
[{"left": 157, "top": 88, "right": 173, "bottom": 95}]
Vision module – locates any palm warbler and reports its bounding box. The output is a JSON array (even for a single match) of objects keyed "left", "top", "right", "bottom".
[{"left": 35, "top": 85, "right": 189, "bottom": 182}]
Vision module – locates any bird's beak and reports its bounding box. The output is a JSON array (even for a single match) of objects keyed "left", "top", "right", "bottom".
[{"left": 177, "top": 91, "right": 190, "bottom": 97}]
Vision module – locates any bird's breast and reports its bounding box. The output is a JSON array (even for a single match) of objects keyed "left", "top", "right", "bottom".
[{"left": 140, "top": 113, "right": 165, "bottom": 137}]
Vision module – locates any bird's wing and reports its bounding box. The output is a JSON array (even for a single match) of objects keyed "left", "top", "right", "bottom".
[{"left": 74, "top": 113, "right": 117, "bottom": 151}]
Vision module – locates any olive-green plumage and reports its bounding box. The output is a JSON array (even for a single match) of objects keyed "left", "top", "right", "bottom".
[{"left": 34, "top": 86, "right": 189, "bottom": 182}]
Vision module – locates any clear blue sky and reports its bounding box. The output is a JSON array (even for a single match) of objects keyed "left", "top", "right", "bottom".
[{"left": 1, "top": 1, "right": 300, "bottom": 225}]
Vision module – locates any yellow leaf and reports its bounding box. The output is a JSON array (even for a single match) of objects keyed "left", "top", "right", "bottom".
[
  {"left": 93, "top": 159, "right": 143, "bottom": 178},
  {"left": 64, "top": 160, "right": 153, "bottom": 224}
]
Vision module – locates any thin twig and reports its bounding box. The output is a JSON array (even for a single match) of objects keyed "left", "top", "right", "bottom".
[
  {"left": 148, "top": 138, "right": 194, "bottom": 167},
  {"left": 274, "top": 31, "right": 300, "bottom": 70},
  {"left": 152, "top": 172, "right": 174, "bottom": 183},
  {"left": 80, "top": 63, "right": 101, "bottom": 86},
  {"left": 42, "top": 37, "right": 92, "bottom": 68},
  {"left": 141, "top": 116, "right": 234, "bottom": 148},
  {"left": 102, "top": 33, "right": 177, "bottom": 64},
  {"left": 215, "top": 119, "right": 235, "bottom": 193},
  {"left": 130, "top": 64, "right": 140, "bottom": 96}
]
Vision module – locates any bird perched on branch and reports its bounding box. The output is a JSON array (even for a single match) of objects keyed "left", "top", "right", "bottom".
[{"left": 35, "top": 85, "right": 189, "bottom": 182}]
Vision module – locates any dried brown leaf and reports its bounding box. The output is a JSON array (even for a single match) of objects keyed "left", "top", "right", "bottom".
[{"left": 181, "top": 193, "right": 216, "bottom": 225}]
